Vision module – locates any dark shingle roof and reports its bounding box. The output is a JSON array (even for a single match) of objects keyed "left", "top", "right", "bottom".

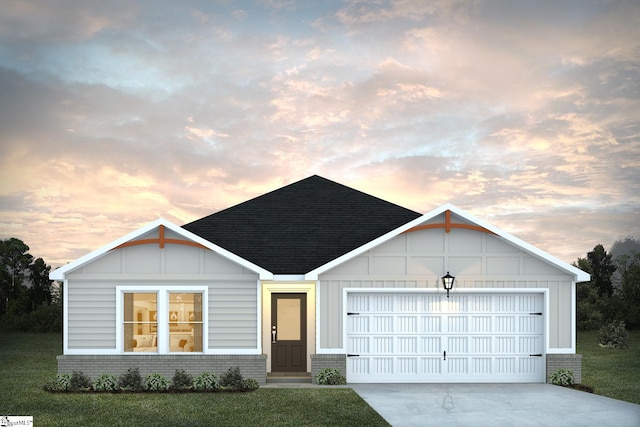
[{"left": 182, "top": 175, "right": 422, "bottom": 274}]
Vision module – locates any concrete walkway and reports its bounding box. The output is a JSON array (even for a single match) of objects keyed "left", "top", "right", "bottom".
[{"left": 351, "top": 383, "right": 640, "bottom": 427}]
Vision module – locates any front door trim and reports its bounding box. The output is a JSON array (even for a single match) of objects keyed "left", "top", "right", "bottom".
[
  {"left": 271, "top": 293, "right": 307, "bottom": 372},
  {"left": 261, "top": 282, "right": 316, "bottom": 373}
]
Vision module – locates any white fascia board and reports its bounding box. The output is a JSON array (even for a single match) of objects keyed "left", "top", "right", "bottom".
[
  {"left": 50, "top": 218, "right": 273, "bottom": 280},
  {"left": 305, "top": 203, "right": 590, "bottom": 283},
  {"left": 50, "top": 219, "right": 166, "bottom": 280},
  {"left": 444, "top": 205, "right": 590, "bottom": 283}
]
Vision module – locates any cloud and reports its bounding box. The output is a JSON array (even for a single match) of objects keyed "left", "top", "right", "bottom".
[{"left": 0, "top": 0, "right": 638, "bottom": 267}]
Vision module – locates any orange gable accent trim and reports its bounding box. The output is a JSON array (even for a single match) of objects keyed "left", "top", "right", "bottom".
[
  {"left": 404, "top": 210, "right": 495, "bottom": 235},
  {"left": 112, "top": 225, "right": 209, "bottom": 250}
]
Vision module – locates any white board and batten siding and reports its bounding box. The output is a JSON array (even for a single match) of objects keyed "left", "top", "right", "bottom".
[
  {"left": 318, "top": 227, "right": 575, "bottom": 352},
  {"left": 345, "top": 291, "right": 545, "bottom": 383},
  {"left": 63, "top": 233, "right": 261, "bottom": 354},
  {"left": 316, "top": 224, "right": 580, "bottom": 383}
]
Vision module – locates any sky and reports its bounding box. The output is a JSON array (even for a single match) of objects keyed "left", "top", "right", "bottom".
[{"left": 1, "top": 0, "right": 639, "bottom": 269}]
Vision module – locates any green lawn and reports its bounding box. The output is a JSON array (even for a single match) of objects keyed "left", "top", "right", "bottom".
[
  {"left": 0, "top": 332, "right": 389, "bottom": 426},
  {"left": 2, "top": 331, "right": 638, "bottom": 426},
  {"left": 577, "top": 329, "right": 640, "bottom": 405}
]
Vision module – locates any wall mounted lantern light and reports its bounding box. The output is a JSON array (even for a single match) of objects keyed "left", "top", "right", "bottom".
[{"left": 441, "top": 272, "right": 455, "bottom": 298}]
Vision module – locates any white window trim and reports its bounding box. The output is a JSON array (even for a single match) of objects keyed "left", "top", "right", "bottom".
[{"left": 116, "top": 285, "right": 208, "bottom": 355}]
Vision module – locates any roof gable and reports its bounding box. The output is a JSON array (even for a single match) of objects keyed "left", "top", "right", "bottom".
[
  {"left": 183, "top": 175, "right": 422, "bottom": 274},
  {"left": 306, "top": 203, "right": 590, "bottom": 282},
  {"left": 50, "top": 219, "right": 272, "bottom": 280}
]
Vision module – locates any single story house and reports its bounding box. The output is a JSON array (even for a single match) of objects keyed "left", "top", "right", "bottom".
[{"left": 51, "top": 175, "right": 589, "bottom": 384}]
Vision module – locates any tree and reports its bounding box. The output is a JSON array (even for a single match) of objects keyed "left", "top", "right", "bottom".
[
  {"left": 617, "top": 252, "right": 640, "bottom": 329},
  {"left": 28, "top": 257, "right": 53, "bottom": 310},
  {"left": 587, "top": 244, "right": 617, "bottom": 297},
  {"left": 575, "top": 256, "right": 604, "bottom": 330},
  {"left": 0, "top": 238, "right": 34, "bottom": 315}
]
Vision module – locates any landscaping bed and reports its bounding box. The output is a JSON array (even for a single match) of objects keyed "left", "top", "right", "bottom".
[{"left": 1, "top": 332, "right": 389, "bottom": 426}]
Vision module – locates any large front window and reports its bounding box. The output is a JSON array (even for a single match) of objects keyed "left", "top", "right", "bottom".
[{"left": 122, "top": 290, "right": 204, "bottom": 353}]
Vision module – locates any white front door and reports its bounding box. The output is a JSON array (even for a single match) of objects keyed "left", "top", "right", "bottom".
[{"left": 346, "top": 292, "right": 545, "bottom": 383}]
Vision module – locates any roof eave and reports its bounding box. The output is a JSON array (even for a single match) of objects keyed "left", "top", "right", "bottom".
[
  {"left": 305, "top": 203, "right": 591, "bottom": 283},
  {"left": 49, "top": 219, "right": 273, "bottom": 281}
]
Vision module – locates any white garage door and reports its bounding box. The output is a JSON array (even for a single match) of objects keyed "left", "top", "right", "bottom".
[{"left": 346, "top": 292, "right": 545, "bottom": 383}]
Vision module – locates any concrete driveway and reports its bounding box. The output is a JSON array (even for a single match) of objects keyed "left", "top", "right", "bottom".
[{"left": 351, "top": 383, "right": 640, "bottom": 427}]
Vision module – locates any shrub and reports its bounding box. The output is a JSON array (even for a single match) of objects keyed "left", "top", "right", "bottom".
[
  {"left": 70, "top": 371, "right": 92, "bottom": 391},
  {"left": 171, "top": 369, "right": 193, "bottom": 390},
  {"left": 118, "top": 368, "right": 143, "bottom": 391},
  {"left": 316, "top": 368, "right": 346, "bottom": 385},
  {"left": 144, "top": 373, "right": 170, "bottom": 392},
  {"left": 549, "top": 368, "right": 574, "bottom": 386},
  {"left": 0, "top": 304, "right": 62, "bottom": 333},
  {"left": 44, "top": 373, "right": 71, "bottom": 392},
  {"left": 193, "top": 372, "right": 218, "bottom": 391},
  {"left": 240, "top": 378, "right": 259, "bottom": 391},
  {"left": 219, "top": 367, "right": 243, "bottom": 390},
  {"left": 598, "top": 320, "right": 630, "bottom": 349},
  {"left": 93, "top": 374, "right": 119, "bottom": 392}
]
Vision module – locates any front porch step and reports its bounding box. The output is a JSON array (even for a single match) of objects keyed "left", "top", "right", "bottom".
[{"left": 266, "top": 373, "right": 312, "bottom": 384}]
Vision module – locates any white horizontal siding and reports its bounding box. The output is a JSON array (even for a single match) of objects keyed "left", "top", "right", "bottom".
[
  {"left": 209, "top": 281, "right": 258, "bottom": 350},
  {"left": 67, "top": 282, "right": 117, "bottom": 349}
]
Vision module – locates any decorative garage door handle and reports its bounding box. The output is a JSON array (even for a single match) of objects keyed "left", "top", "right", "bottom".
[{"left": 443, "top": 351, "right": 446, "bottom": 361}]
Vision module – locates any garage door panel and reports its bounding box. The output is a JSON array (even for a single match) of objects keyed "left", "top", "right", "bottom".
[
  {"left": 447, "top": 358, "right": 468, "bottom": 374},
  {"left": 422, "top": 316, "right": 442, "bottom": 332},
  {"left": 472, "top": 316, "right": 492, "bottom": 332},
  {"left": 447, "top": 336, "right": 468, "bottom": 353},
  {"left": 350, "top": 357, "right": 369, "bottom": 375},
  {"left": 398, "top": 336, "right": 418, "bottom": 353},
  {"left": 496, "top": 316, "right": 516, "bottom": 332},
  {"left": 374, "top": 357, "right": 394, "bottom": 374},
  {"left": 518, "top": 294, "right": 541, "bottom": 312},
  {"left": 422, "top": 357, "right": 442, "bottom": 374},
  {"left": 472, "top": 336, "right": 492, "bottom": 353},
  {"left": 470, "top": 295, "right": 492, "bottom": 311},
  {"left": 346, "top": 292, "right": 545, "bottom": 383},
  {"left": 496, "top": 336, "right": 516, "bottom": 353},
  {"left": 447, "top": 316, "right": 468, "bottom": 332},
  {"left": 496, "top": 357, "right": 516, "bottom": 374},
  {"left": 373, "top": 295, "right": 394, "bottom": 311},
  {"left": 398, "top": 316, "right": 417, "bottom": 332},
  {"left": 422, "top": 336, "right": 441, "bottom": 353},
  {"left": 448, "top": 295, "right": 467, "bottom": 310},
  {"left": 519, "top": 336, "right": 542, "bottom": 353},
  {"left": 349, "top": 336, "right": 369, "bottom": 353},
  {"left": 374, "top": 316, "right": 393, "bottom": 332},
  {"left": 472, "top": 357, "right": 492, "bottom": 374},
  {"left": 348, "top": 316, "right": 369, "bottom": 333},
  {"left": 519, "top": 315, "right": 543, "bottom": 333},
  {"left": 374, "top": 337, "right": 393, "bottom": 353},
  {"left": 398, "top": 357, "right": 418, "bottom": 374}
]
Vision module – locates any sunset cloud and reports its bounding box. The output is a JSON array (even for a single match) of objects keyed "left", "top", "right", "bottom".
[{"left": 0, "top": 0, "right": 638, "bottom": 267}]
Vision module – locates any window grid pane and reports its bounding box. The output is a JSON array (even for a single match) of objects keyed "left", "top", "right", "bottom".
[
  {"left": 124, "top": 293, "right": 157, "bottom": 352},
  {"left": 169, "top": 292, "right": 203, "bottom": 353}
]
